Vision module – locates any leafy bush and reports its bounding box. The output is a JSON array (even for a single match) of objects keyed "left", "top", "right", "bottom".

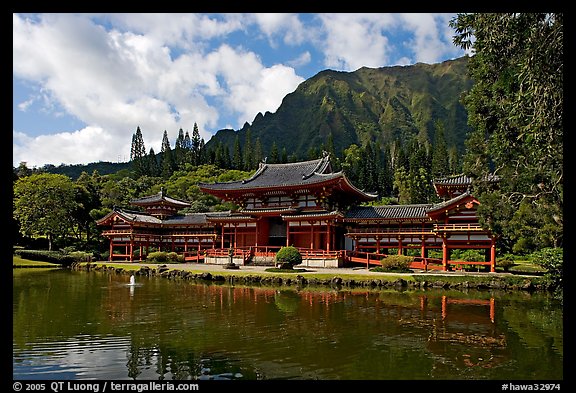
[
  {"left": 275, "top": 246, "right": 302, "bottom": 269},
  {"left": 146, "top": 251, "right": 184, "bottom": 263},
  {"left": 531, "top": 247, "right": 563, "bottom": 291},
  {"left": 497, "top": 257, "right": 515, "bottom": 272},
  {"left": 147, "top": 251, "right": 168, "bottom": 262},
  {"left": 14, "top": 249, "right": 76, "bottom": 266},
  {"left": 380, "top": 255, "right": 414, "bottom": 272}
]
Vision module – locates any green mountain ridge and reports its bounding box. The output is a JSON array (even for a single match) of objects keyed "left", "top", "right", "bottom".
[{"left": 206, "top": 56, "right": 473, "bottom": 158}]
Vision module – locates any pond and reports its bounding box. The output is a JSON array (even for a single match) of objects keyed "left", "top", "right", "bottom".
[{"left": 13, "top": 268, "right": 563, "bottom": 381}]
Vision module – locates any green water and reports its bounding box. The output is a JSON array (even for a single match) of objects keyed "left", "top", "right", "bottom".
[{"left": 13, "top": 268, "right": 563, "bottom": 380}]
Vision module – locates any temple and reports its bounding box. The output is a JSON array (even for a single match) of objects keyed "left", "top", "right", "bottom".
[{"left": 96, "top": 155, "right": 498, "bottom": 271}]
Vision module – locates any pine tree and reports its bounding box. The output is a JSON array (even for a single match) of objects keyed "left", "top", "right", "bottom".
[
  {"left": 160, "top": 130, "right": 174, "bottom": 178},
  {"left": 174, "top": 128, "right": 185, "bottom": 169},
  {"left": 431, "top": 121, "right": 449, "bottom": 177},
  {"left": 254, "top": 137, "right": 263, "bottom": 165},
  {"left": 243, "top": 129, "right": 253, "bottom": 170},
  {"left": 191, "top": 123, "right": 202, "bottom": 165},
  {"left": 130, "top": 126, "right": 147, "bottom": 177},
  {"left": 147, "top": 147, "right": 160, "bottom": 177},
  {"left": 269, "top": 142, "right": 279, "bottom": 164},
  {"left": 233, "top": 135, "right": 243, "bottom": 169}
]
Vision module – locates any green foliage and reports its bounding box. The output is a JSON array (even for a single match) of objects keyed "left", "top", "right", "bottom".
[
  {"left": 146, "top": 251, "right": 184, "bottom": 263},
  {"left": 452, "top": 249, "right": 484, "bottom": 262},
  {"left": 274, "top": 246, "right": 302, "bottom": 268},
  {"left": 379, "top": 255, "right": 414, "bottom": 272},
  {"left": 13, "top": 173, "right": 79, "bottom": 251},
  {"left": 14, "top": 249, "right": 77, "bottom": 266},
  {"left": 531, "top": 247, "right": 563, "bottom": 291},
  {"left": 452, "top": 13, "right": 563, "bottom": 253}
]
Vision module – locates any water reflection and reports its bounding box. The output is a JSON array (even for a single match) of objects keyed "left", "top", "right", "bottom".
[{"left": 13, "top": 269, "right": 563, "bottom": 380}]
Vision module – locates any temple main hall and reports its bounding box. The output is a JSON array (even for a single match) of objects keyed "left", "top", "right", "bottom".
[{"left": 97, "top": 154, "right": 498, "bottom": 271}]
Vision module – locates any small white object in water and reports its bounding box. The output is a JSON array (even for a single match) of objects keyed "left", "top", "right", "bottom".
[{"left": 129, "top": 275, "right": 135, "bottom": 285}]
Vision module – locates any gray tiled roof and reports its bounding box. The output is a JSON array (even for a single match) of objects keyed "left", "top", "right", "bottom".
[
  {"left": 426, "top": 191, "right": 473, "bottom": 213},
  {"left": 345, "top": 204, "right": 433, "bottom": 220},
  {"left": 433, "top": 174, "right": 473, "bottom": 186},
  {"left": 109, "top": 209, "right": 232, "bottom": 226},
  {"left": 433, "top": 173, "right": 500, "bottom": 186},
  {"left": 199, "top": 155, "right": 343, "bottom": 190},
  {"left": 131, "top": 189, "right": 190, "bottom": 207}
]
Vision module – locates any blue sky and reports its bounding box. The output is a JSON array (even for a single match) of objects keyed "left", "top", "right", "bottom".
[{"left": 13, "top": 13, "right": 469, "bottom": 168}]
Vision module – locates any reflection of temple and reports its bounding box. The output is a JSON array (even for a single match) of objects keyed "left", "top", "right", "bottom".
[{"left": 97, "top": 154, "right": 498, "bottom": 271}]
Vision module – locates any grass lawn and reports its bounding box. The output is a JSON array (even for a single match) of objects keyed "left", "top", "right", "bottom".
[{"left": 13, "top": 255, "right": 61, "bottom": 268}]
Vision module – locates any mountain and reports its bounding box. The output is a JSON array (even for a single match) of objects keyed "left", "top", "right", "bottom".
[{"left": 205, "top": 56, "right": 473, "bottom": 158}]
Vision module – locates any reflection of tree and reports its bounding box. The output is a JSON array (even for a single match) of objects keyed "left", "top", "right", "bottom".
[
  {"left": 503, "top": 304, "right": 563, "bottom": 358},
  {"left": 274, "top": 290, "right": 301, "bottom": 313}
]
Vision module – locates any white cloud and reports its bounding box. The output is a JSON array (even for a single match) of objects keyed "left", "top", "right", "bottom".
[
  {"left": 318, "top": 13, "right": 397, "bottom": 70},
  {"left": 287, "top": 51, "right": 311, "bottom": 68},
  {"left": 251, "top": 13, "right": 307, "bottom": 46},
  {"left": 13, "top": 13, "right": 305, "bottom": 166},
  {"left": 317, "top": 13, "right": 464, "bottom": 70},
  {"left": 13, "top": 127, "right": 118, "bottom": 167},
  {"left": 399, "top": 13, "right": 462, "bottom": 64}
]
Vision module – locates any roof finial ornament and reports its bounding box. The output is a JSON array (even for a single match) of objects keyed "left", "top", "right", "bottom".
[{"left": 160, "top": 186, "right": 164, "bottom": 197}]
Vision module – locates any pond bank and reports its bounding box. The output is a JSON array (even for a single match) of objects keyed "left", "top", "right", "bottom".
[{"left": 70, "top": 261, "right": 551, "bottom": 292}]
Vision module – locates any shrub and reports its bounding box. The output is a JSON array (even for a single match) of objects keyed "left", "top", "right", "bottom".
[
  {"left": 497, "top": 257, "right": 516, "bottom": 272},
  {"left": 275, "top": 246, "right": 302, "bottom": 269},
  {"left": 531, "top": 247, "right": 563, "bottom": 291},
  {"left": 380, "top": 255, "right": 413, "bottom": 272},
  {"left": 166, "top": 252, "right": 179, "bottom": 262},
  {"left": 14, "top": 249, "right": 76, "bottom": 266},
  {"left": 147, "top": 251, "right": 168, "bottom": 262}
]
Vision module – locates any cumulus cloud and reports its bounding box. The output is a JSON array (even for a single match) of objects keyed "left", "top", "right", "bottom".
[
  {"left": 13, "top": 13, "right": 305, "bottom": 166},
  {"left": 13, "top": 127, "right": 117, "bottom": 167},
  {"left": 317, "top": 13, "right": 463, "bottom": 70}
]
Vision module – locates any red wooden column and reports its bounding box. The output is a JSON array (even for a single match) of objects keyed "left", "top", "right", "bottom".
[
  {"left": 109, "top": 239, "right": 113, "bottom": 261},
  {"left": 326, "top": 222, "right": 331, "bottom": 251},
  {"left": 490, "top": 238, "right": 496, "bottom": 272},
  {"left": 397, "top": 237, "right": 403, "bottom": 255},
  {"left": 221, "top": 225, "right": 225, "bottom": 249},
  {"left": 442, "top": 236, "right": 448, "bottom": 271},
  {"left": 309, "top": 221, "right": 315, "bottom": 250},
  {"left": 129, "top": 235, "right": 134, "bottom": 262}
]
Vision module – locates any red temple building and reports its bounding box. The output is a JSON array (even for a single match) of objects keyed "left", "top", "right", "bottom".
[{"left": 96, "top": 155, "right": 498, "bottom": 271}]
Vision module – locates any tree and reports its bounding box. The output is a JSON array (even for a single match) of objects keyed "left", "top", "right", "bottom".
[
  {"left": 174, "top": 128, "right": 186, "bottom": 169},
  {"left": 191, "top": 123, "right": 202, "bottom": 165},
  {"left": 160, "top": 130, "right": 175, "bottom": 178},
  {"left": 243, "top": 129, "right": 253, "bottom": 170},
  {"left": 431, "top": 120, "right": 449, "bottom": 178},
  {"left": 269, "top": 142, "right": 279, "bottom": 164},
  {"left": 451, "top": 13, "right": 563, "bottom": 253},
  {"left": 130, "top": 126, "right": 147, "bottom": 177},
  {"left": 14, "top": 173, "right": 78, "bottom": 251},
  {"left": 147, "top": 147, "right": 160, "bottom": 177},
  {"left": 232, "top": 135, "right": 243, "bottom": 170}
]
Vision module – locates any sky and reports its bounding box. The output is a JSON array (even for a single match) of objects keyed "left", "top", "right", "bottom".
[{"left": 13, "top": 13, "right": 470, "bottom": 168}]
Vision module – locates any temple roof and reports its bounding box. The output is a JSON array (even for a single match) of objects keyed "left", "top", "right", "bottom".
[
  {"left": 433, "top": 173, "right": 499, "bottom": 186},
  {"left": 199, "top": 155, "right": 338, "bottom": 191},
  {"left": 96, "top": 208, "right": 230, "bottom": 226},
  {"left": 130, "top": 188, "right": 191, "bottom": 208},
  {"left": 199, "top": 154, "right": 376, "bottom": 201},
  {"left": 344, "top": 204, "right": 433, "bottom": 221},
  {"left": 344, "top": 192, "right": 479, "bottom": 222}
]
